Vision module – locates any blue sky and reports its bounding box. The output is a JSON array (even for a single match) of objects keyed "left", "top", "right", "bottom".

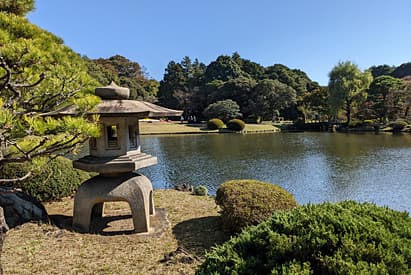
[{"left": 28, "top": 0, "right": 411, "bottom": 85}]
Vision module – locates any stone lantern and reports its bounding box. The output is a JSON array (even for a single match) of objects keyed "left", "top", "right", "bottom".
[{"left": 52, "top": 82, "right": 182, "bottom": 233}]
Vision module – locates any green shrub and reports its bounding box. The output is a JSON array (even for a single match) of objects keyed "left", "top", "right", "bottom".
[
  {"left": 226, "top": 119, "right": 246, "bottom": 131},
  {"left": 388, "top": 120, "right": 408, "bottom": 132},
  {"left": 215, "top": 179, "right": 297, "bottom": 232},
  {"left": 197, "top": 201, "right": 411, "bottom": 275},
  {"left": 193, "top": 185, "right": 208, "bottom": 196},
  {"left": 1, "top": 157, "right": 92, "bottom": 202},
  {"left": 207, "top": 118, "right": 225, "bottom": 130},
  {"left": 203, "top": 99, "right": 242, "bottom": 123}
]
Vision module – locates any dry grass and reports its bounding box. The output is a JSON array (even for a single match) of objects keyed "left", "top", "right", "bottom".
[
  {"left": 139, "top": 121, "right": 279, "bottom": 135},
  {"left": 3, "top": 190, "right": 228, "bottom": 275}
]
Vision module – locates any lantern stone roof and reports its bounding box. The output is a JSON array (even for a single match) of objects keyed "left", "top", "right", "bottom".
[
  {"left": 46, "top": 82, "right": 183, "bottom": 118},
  {"left": 95, "top": 81, "right": 130, "bottom": 99}
]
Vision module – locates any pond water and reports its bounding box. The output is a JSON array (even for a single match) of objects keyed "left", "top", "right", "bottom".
[{"left": 138, "top": 132, "right": 411, "bottom": 214}]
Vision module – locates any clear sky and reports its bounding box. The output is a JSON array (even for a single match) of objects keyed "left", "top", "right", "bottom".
[{"left": 28, "top": 0, "right": 411, "bottom": 85}]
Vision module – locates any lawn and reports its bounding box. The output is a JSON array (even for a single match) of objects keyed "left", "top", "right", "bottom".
[
  {"left": 139, "top": 121, "right": 280, "bottom": 135},
  {"left": 3, "top": 190, "right": 228, "bottom": 275}
]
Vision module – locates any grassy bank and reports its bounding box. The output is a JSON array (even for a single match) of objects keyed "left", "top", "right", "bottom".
[
  {"left": 3, "top": 190, "right": 228, "bottom": 275},
  {"left": 139, "top": 121, "right": 280, "bottom": 135}
]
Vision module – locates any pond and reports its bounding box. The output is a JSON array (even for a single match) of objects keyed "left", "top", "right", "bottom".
[{"left": 138, "top": 132, "right": 411, "bottom": 214}]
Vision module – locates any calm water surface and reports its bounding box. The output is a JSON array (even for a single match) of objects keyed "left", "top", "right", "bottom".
[{"left": 138, "top": 132, "right": 411, "bottom": 213}]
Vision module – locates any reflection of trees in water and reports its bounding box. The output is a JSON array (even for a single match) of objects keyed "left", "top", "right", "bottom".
[{"left": 139, "top": 133, "right": 411, "bottom": 212}]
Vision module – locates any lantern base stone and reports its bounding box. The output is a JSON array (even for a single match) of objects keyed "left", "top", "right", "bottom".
[{"left": 73, "top": 172, "right": 154, "bottom": 233}]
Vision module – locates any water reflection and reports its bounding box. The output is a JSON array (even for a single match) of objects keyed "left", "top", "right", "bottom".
[{"left": 138, "top": 132, "right": 411, "bottom": 213}]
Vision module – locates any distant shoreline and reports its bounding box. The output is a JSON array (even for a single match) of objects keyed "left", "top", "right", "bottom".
[{"left": 139, "top": 121, "right": 280, "bottom": 135}]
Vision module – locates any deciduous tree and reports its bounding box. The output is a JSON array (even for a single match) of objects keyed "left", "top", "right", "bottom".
[{"left": 328, "top": 61, "right": 372, "bottom": 124}]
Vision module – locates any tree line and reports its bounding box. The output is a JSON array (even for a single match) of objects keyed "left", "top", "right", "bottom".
[{"left": 154, "top": 54, "right": 411, "bottom": 124}]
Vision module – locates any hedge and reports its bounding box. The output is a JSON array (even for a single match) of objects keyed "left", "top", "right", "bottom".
[{"left": 197, "top": 201, "right": 411, "bottom": 275}]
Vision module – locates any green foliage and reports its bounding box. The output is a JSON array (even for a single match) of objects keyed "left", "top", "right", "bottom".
[
  {"left": 265, "top": 64, "right": 313, "bottom": 97},
  {"left": 158, "top": 53, "right": 320, "bottom": 122},
  {"left": 207, "top": 118, "right": 225, "bottom": 130},
  {"left": 215, "top": 179, "right": 297, "bottom": 232},
  {"left": 368, "top": 64, "right": 395, "bottom": 78},
  {"left": 193, "top": 185, "right": 208, "bottom": 196},
  {"left": 0, "top": 11, "right": 100, "bottom": 183},
  {"left": 328, "top": 61, "right": 372, "bottom": 124},
  {"left": 158, "top": 57, "right": 206, "bottom": 113},
  {"left": 197, "top": 201, "right": 411, "bottom": 275},
  {"left": 391, "top": 62, "right": 411, "bottom": 79},
  {"left": 226, "top": 119, "right": 246, "bottom": 131},
  {"left": 0, "top": 0, "right": 34, "bottom": 16},
  {"left": 253, "top": 79, "right": 297, "bottom": 120},
  {"left": 367, "top": 75, "right": 403, "bottom": 122},
  {"left": 215, "top": 76, "right": 257, "bottom": 117},
  {"left": 205, "top": 55, "right": 243, "bottom": 82},
  {"left": 203, "top": 99, "right": 242, "bottom": 122},
  {"left": 303, "top": 86, "right": 330, "bottom": 121},
  {"left": 1, "top": 157, "right": 92, "bottom": 201},
  {"left": 86, "top": 55, "right": 158, "bottom": 102}
]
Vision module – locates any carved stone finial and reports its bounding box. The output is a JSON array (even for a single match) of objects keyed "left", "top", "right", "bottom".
[{"left": 95, "top": 81, "right": 130, "bottom": 99}]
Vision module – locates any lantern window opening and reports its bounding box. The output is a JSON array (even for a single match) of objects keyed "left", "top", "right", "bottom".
[{"left": 106, "top": 124, "right": 120, "bottom": 149}]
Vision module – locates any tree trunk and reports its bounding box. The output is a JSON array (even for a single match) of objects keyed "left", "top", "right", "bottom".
[{"left": 345, "top": 100, "right": 352, "bottom": 126}]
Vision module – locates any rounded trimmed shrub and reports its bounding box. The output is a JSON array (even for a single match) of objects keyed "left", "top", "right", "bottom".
[
  {"left": 215, "top": 179, "right": 297, "bottom": 232},
  {"left": 207, "top": 118, "right": 225, "bottom": 130},
  {"left": 226, "top": 119, "right": 246, "bottom": 131},
  {"left": 197, "top": 201, "right": 411, "bottom": 275},
  {"left": 193, "top": 185, "right": 208, "bottom": 196},
  {"left": 1, "top": 157, "right": 92, "bottom": 202}
]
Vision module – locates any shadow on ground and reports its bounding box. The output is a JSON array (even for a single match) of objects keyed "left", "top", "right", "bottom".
[
  {"left": 172, "top": 216, "right": 229, "bottom": 256},
  {"left": 50, "top": 214, "right": 140, "bottom": 235},
  {"left": 50, "top": 208, "right": 169, "bottom": 237}
]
